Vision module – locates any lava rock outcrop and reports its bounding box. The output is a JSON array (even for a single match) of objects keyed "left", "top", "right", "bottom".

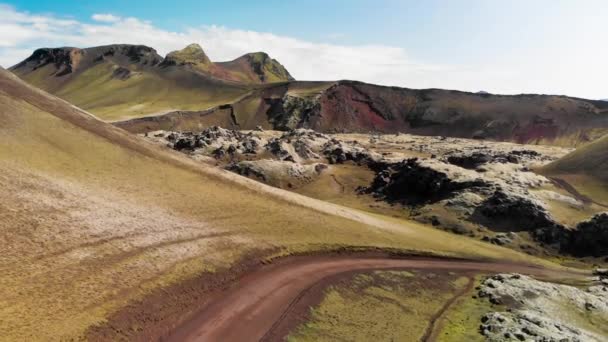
[
  {"left": 363, "top": 158, "right": 489, "bottom": 205},
  {"left": 563, "top": 213, "right": 608, "bottom": 257}
]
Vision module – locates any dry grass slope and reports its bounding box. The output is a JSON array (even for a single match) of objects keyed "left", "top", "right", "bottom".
[
  {"left": 543, "top": 134, "right": 608, "bottom": 182},
  {"left": 0, "top": 67, "right": 563, "bottom": 340},
  {"left": 9, "top": 44, "right": 296, "bottom": 122},
  {"left": 13, "top": 61, "right": 250, "bottom": 121},
  {"left": 541, "top": 134, "right": 608, "bottom": 203}
]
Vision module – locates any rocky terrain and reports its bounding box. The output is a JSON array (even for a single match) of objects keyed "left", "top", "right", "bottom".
[
  {"left": 144, "top": 127, "right": 380, "bottom": 188},
  {"left": 144, "top": 127, "right": 608, "bottom": 259},
  {"left": 478, "top": 272, "right": 608, "bottom": 341}
]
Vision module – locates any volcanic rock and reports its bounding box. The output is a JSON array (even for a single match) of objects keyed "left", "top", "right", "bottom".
[
  {"left": 564, "top": 213, "right": 608, "bottom": 257},
  {"left": 478, "top": 273, "right": 608, "bottom": 342},
  {"left": 364, "top": 158, "right": 488, "bottom": 205}
]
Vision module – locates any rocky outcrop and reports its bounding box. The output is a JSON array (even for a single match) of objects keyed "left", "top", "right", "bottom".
[
  {"left": 445, "top": 150, "right": 542, "bottom": 169},
  {"left": 166, "top": 126, "right": 261, "bottom": 157},
  {"left": 227, "top": 160, "right": 326, "bottom": 188},
  {"left": 265, "top": 138, "right": 295, "bottom": 162},
  {"left": 268, "top": 95, "right": 320, "bottom": 130},
  {"left": 215, "top": 51, "right": 294, "bottom": 84},
  {"left": 12, "top": 47, "right": 84, "bottom": 76},
  {"left": 241, "top": 52, "right": 294, "bottom": 83},
  {"left": 478, "top": 273, "right": 608, "bottom": 342},
  {"left": 93, "top": 44, "right": 163, "bottom": 65},
  {"left": 363, "top": 158, "right": 488, "bottom": 205},
  {"left": 563, "top": 213, "right": 608, "bottom": 257},
  {"left": 111, "top": 66, "right": 136, "bottom": 80},
  {"left": 476, "top": 198, "right": 608, "bottom": 256},
  {"left": 322, "top": 139, "right": 381, "bottom": 165},
  {"left": 160, "top": 43, "right": 211, "bottom": 67},
  {"left": 474, "top": 190, "right": 562, "bottom": 233}
]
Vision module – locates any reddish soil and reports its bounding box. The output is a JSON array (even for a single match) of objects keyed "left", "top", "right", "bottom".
[{"left": 166, "top": 256, "right": 584, "bottom": 342}]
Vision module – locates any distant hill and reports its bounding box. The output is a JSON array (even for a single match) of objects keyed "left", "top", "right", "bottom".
[
  {"left": 11, "top": 44, "right": 608, "bottom": 146},
  {"left": 117, "top": 80, "right": 608, "bottom": 147},
  {"left": 160, "top": 43, "right": 293, "bottom": 84},
  {"left": 9, "top": 44, "right": 292, "bottom": 120}
]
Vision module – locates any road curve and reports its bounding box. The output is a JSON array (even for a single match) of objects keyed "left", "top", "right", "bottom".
[{"left": 166, "top": 256, "right": 585, "bottom": 342}]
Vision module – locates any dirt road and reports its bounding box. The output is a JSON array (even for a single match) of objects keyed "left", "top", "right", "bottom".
[{"left": 167, "top": 256, "right": 585, "bottom": 342}]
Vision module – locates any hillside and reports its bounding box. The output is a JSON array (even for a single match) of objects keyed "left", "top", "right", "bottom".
[
  {"left": 8, "top": 44, "right": 291, "bottom": 121},
  {"left": 541, "top": 134, "right": 608, "bottom": 204},
  {"left": 0, "top": 67, "right": 544, "bottom": 340}
]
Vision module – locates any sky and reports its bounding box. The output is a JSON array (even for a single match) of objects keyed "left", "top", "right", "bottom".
[{"left": 0, "top": 0, "right": 606, "bottom": 99}]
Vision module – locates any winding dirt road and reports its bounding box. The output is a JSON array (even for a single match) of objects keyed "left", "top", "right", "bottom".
[{"left": 166, "top": 256, "right": 585, "bottom": 342}]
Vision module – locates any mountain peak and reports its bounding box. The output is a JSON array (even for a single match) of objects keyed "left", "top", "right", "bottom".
[
  {"left": 246, "top": 51, "right": 269, "bottom": 59},
  {"left": 12, "top": 47, "right": 85, "bottom": 76},
  {"left": 184, "top": 43, "right": 204, "bottom": 51},
  {"left": 89, "top": 44, "right": 163, "bottom": 65},
  {"left": 235, "top": 52, "right": 293, "bottom": 83},
  {"left": 162, "top": 43, "right": 211, "bottom": 66}
]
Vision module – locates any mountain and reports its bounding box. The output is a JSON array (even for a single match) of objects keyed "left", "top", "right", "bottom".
[
  {"left": 0, "top": 66, "right": 532, "bottom": 340},
  {"left": 216, "top": 51, "right": 294, "bottom": 83},
  {"left": 11, "top": 44, "right": 608, "bottom": 146},
  {"left": 160, "top": 44, "right": 293, "bottom": 83},
  {"left": 117, "top": 80, "right": 608, "bottom": 147},
  {"left": 9, "top": 44, "right": 292, "bottom": 121}
]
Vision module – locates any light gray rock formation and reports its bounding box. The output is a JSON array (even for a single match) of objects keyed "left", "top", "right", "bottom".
[{"left": 478, "top": 274, "right": 608, "bottom": 342}]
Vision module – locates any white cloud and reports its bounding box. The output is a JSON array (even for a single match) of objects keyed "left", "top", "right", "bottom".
[
  {"left": 0, "top": 4, "right": 605, "bottom": 99},
  {"left": 91, "top": 14, "right": 121, "bottom": 23}
]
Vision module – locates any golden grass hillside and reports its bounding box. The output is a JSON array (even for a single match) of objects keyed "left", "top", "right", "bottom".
[
  {"left": 0, "top": 67, "right": 561, "bottom": 340},
  {"left": 12, "top": 59, "right": 250, "bottom": 121},
  {"left": 541, "top": 134, "right": 608, "bottom": 203},
  {"left": 543, "top": 134, "right": 608, "bottom": 182}
]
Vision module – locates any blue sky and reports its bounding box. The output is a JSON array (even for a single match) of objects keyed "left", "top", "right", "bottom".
[{"left": 1, "top": 1, "right": 607, "bottom": 98}]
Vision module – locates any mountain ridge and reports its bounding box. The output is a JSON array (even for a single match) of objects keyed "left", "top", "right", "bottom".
[
  {"left": 115, "top": 78, "right": 608, "bottom": 147},
  {"left": 11, "top": 43, "right": 293, "bottom": 85},
  {"left": 10, "top": 44, "right": 608, "bottom": 146}
]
